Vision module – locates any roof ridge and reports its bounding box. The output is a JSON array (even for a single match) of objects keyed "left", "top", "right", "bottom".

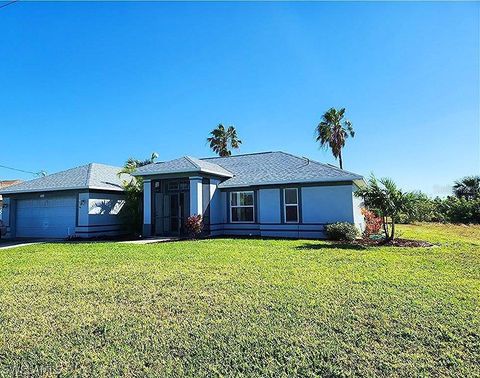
[
  {"left": 184, "top": 156, "right": 201, "bottom": 169},
  {"left": 85, "top": 163, "right": 94, "bottom": 186},
  {"left": 200, "top": 151, "right": 276, "bottom": 160},
  {"left": 272, "top": 151, "right": 362, "bottom": 178},
  {"left": 306, "top": 158, "right": 362, "bottom": 177}
]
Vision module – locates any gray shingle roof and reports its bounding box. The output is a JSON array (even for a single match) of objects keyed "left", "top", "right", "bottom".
[
  {"left": 133, "top": 156, "right": 233, "bottom": 177},
  {"left": 202, "top": 151, "right": 363, "bottom": 188},
  {"left": 0, "top": 163, "right": 131, "bottom": 194},
  {"left": 133, "top": 151, "right": 363, "bottom": 188}
]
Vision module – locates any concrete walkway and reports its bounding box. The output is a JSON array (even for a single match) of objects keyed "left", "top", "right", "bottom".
[{"left": 118, "top": 237, "right": 180, "bottom": 245}]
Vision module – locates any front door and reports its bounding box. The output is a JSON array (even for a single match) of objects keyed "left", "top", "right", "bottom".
[
  {"left": 169, "top": 193, "right": 181, "bottom": 234},
  {"left": 157, "top": 192, "right": 189, "bottom": 236}
]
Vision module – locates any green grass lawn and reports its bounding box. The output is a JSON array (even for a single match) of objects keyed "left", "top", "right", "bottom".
[{"left": 0, "top": 224, "right": 479, "bottom": 377}]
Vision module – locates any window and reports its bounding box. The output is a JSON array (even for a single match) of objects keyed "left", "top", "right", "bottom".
[
  {"left": 167, "top": 181, "right": 189, "bottom": 192},
  {"left": 284, "top": 188, "right": 299, "bottom": 223},
  {"left": 230, "top": 191, "right": 255, "bottom": 222}
]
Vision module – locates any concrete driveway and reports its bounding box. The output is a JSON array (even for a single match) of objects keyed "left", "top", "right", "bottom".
[{"left": 0, "top": 239, "right": 50, "bottom": 250}]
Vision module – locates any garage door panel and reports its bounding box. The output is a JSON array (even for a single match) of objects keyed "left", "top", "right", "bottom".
[{"left": 16, "top": 196, "right": 77, "bottom": 238}]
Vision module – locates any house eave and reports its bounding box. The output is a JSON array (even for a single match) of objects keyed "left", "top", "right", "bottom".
[
  {"left": 0, "top": 185, "right": 124, "bottom": 195},
  {"left": 218, "top": 177, "right": 363, "bottom": 189},
  {"left": 132, "top": 168, "right": 233, "bottom": 178}
]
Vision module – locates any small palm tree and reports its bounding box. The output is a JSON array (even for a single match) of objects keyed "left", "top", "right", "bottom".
[
  {"left": 118, "top": 152, "right": 158, "bottom": 236},
  {"left": 207, "top": 124, "right": 242, "bottom": 157},
  {"left": 355, "top": 176, "right": 410, "bottom": 241},
  {"left": 315, "top": 108, "right": 354, "bottom": 169},
  {"left": 119, "top": 152, "right": 158, "bottom": 176},
  {"left": 453, "top": 176, "right": 480, "bottom": 200}
]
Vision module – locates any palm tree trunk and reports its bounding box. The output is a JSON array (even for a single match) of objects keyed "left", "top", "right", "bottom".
[
  {"left": 383, "top": 216, "right": 388, "bottom": 240},
  {"left": 338, "top": 150, "right": 343, "bottom": 170}
]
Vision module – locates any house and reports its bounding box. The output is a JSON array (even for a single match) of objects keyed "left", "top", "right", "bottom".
[
  {"left": 0, "top": 164, "right": 130, "bottom": 238},
  {"left": 133, "top": 151, "right": 365, "bottom": 239},
  {"left": 0, "top": 180, "right": 22, "bottom": 210}
]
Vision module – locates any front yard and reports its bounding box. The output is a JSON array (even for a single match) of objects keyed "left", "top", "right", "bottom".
[{"left": 0, "top": 224, "right": 479, "bottom": 377}]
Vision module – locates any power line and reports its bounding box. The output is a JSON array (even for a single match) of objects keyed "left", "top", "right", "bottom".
[
  {"left": 0, "top": 164, "right": 46, "bottom": 177},
  {"left": 0, "top": 0, "right": 18, "bottom": 10}
]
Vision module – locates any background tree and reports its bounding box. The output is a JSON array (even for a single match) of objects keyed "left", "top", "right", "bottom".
[
  {"left": 207, "top": 124, "right": 242, "bottom": 157},
  {"left": 453, "top": 176, "right": 480, "bottom": 200},
  {"left": 118, "top": 152, "right": 158, "bottom": 235},
  {"left": 315, "top": 107, "right": 354, "bottom": 169},
  {"left": 355, "top": 176, "right": 410, "bottom": 241}
]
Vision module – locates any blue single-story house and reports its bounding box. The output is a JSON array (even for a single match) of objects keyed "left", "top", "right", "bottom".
[
  {"left": 0, "top": 151, "right": 365, "bottom": 239},
  {"left": 134, "top": 151, "right": 365, "bottom": 239}
]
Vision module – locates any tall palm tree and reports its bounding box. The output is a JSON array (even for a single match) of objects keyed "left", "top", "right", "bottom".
[
  {"left": 207, "top": 124, "right": 242, "bottom": 157},
  {"left": 315, "top": 108, "right": 354, "bottom": 169},
  {"left": 453, "top": 176, "right": 480, "bottom": 200}
]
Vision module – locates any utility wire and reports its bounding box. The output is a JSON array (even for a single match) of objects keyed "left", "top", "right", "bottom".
[
  {"left": 0, "top": 164, "right": 46, "bottom": 177},
  {"left": 0, "top": 0, "right": 18, "bottom": 10}
]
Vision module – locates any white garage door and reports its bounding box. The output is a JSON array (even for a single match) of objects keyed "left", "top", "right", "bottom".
[{"left": 16, "top": 196, "right": 77, "bottom": 238}]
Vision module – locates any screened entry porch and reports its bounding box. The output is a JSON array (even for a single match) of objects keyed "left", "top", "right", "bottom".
[{"left": 153, "top": 180, "right": 190, "bottom": 236}]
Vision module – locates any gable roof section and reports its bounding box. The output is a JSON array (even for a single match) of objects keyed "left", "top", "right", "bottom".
[
  {"left": 133, "top": 156, "right": 233, "bottom": 178},
  {"left": 0, "top": 163, "right": 131, "bottom": 194},
  {"left": 202, "top": 151, "right": 363, "bottom": 188}
]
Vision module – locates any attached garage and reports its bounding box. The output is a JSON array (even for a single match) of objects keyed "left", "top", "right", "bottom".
[
  {"left": 15, "top": 196, "right": 77, "bottom": 238},
  {"left": 0, "top": 163, "right": 131, "bottom": 239}
]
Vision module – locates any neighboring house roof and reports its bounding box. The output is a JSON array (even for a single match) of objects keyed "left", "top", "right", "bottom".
[
  {"left": 0, "top": 180, "right": 22, "bottom": 201},
  {"left": 133, "top": 156, "right": 234, "bottom": 178},
  {"left": 0, "top": 180, "right": 23, "bottom": 189},
  {"left": 134, "top": 151, "right": 363, "bottom": 188},
  {"left": 0, "top": 164, "right": 131, "bottom": 194}
]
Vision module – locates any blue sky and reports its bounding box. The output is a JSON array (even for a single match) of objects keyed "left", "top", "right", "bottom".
[{"left": 0, "top": 1, "right": 478, "bottom": 196}]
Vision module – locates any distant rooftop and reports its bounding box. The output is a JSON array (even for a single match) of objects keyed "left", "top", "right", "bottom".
[
  {"left": 0, "top": 180, "right": 22, "bottom": 189},
  {"left": 0, "top": 164, "right": 131, "bottom": 194}
]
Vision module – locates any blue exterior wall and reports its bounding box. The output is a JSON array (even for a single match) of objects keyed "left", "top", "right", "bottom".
[
  {"left": 208, "top": 183, "right": 363, "bottom": 239},
  {"left": 301, "top": 185, "right": 353, "bottom": 223},
  {"left": 258, "top": 189, "right": 281, "bottom": 224},
  {"left": 76, "top": 192, "right": 128, "bottom": 237},
  {"left": 138, "top": 178, "right": 364, "bottom": 240}
]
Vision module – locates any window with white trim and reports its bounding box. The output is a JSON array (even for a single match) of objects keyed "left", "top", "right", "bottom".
[
  {"left": 230, "top": 191, "right": 255, "bottom": 222},
  {"left": 284, "top": 188, "right": 299, "bottom": 223}
]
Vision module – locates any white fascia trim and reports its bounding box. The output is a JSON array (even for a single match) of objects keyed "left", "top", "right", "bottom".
[{"left": 198, "top": 168, "right": 233, "bottom": 178}]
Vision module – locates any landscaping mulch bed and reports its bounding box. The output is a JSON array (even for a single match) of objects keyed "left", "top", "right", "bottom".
[{"left": 347, "top": 238, "right": 434, "bottom": 248}]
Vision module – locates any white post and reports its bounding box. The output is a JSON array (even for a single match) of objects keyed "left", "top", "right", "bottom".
[
  {"left": 189, "top": 176, "right": 203, "bottom": 216},
  {"left": 143, "top": 179, "right": 152, "bottom": 236}
]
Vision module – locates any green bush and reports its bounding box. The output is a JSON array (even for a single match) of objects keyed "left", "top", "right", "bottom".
[
  {"left": 396, "top": 194, "right": 480, "bottom": 225},
  {"left": 325, "top": 222, "right": 359, "bottom": 241}
]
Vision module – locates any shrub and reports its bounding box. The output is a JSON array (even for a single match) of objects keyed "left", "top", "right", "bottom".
[
  {"left": 355, "top": 176, "right": 410, "bottom": 240},
  {"left": 397, "top": 191, "right": 438, "bottom": 223},
  {"left": 361, "top": 208, "right": 382, "bottom": 237},
  {"left": 325, "top": 222, "right": 359, "bottom": 241},
  {"left": 185, "top": 215, "right": 203, "bottom": 239},
  {"left": 437, "top": 197, "right": 480, "bottom": 224}
]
